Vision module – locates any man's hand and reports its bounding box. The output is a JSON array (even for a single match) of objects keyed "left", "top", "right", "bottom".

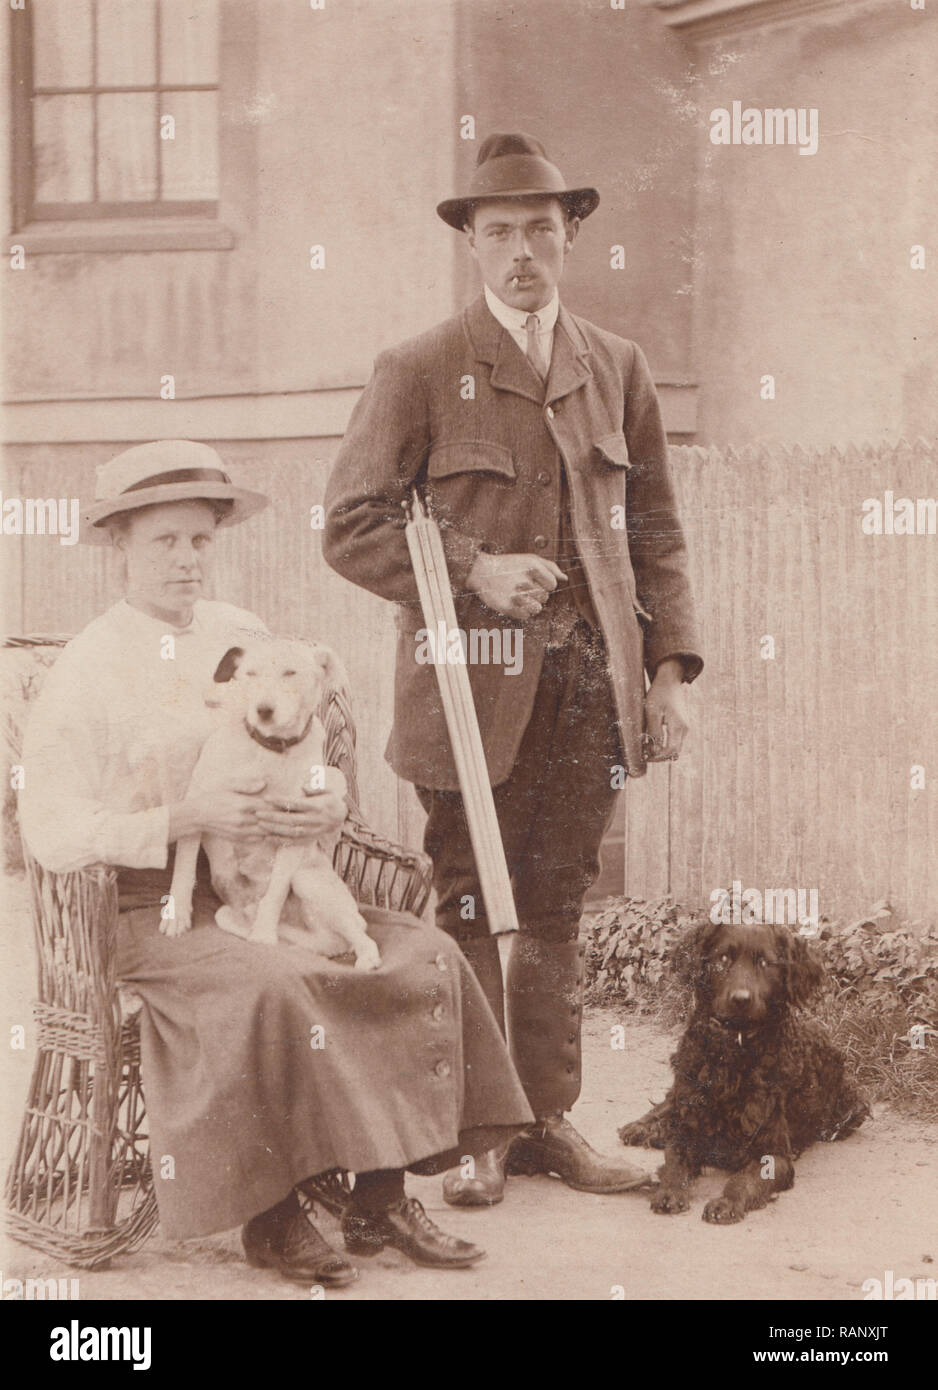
[
  {"left": 643, "top": 659, "right": 690, "bottom": 763},
  {"left": 466, "top": 551, "right": 567, "bottom": 620}
]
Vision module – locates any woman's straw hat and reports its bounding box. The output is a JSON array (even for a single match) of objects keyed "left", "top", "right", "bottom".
[{"left": 83, "top": 440, "right": 268, "bottom": 543}]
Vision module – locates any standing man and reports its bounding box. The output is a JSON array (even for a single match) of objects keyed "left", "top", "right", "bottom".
[{"left": 323, "top": 133, "right": 703, "bottom": 1207}]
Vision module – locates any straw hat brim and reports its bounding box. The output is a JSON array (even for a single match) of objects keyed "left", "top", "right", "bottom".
[{"left": 82, "top": 481, "right": 269, "bottom": 544}]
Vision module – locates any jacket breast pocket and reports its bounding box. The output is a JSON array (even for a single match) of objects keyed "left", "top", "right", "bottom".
[
  {"left": 593, "top": 432, "right": 631, "bottom": 470},
  {"left": 427, "top": 441, "right": 516, "bottom": 481}
]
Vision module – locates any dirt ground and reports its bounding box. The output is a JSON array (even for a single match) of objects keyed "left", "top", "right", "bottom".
[{"left": 2, "top": 873, "right": 936, "bottom": 1303}]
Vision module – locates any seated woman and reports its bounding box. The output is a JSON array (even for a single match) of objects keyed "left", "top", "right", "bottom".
[{"left": 20, "top": 440, "right": 533, "bottom": 1289}]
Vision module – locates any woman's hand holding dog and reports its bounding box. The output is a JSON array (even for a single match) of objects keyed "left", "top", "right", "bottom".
[
  {"left": 170, "top": 769, "right": 347, "bottom": 845},
  {"left": 253, "top": 789, "right": 347, "bottom": 840},
  {"left": 170, "top": 775, "right": 270, "bottom": 842}
]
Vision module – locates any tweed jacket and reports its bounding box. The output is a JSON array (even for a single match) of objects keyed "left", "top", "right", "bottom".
[{"left": 323, "top": 294, "right": 703, "bottom": 790}]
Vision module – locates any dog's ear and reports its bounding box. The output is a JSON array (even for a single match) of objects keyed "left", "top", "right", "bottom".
[
  {"left": 309, "top": 643, "right": 348, "bottom": 695},
  {"left": 213, "top": 647, "right": 244, "bottom": 683},
  {"left": 672, "top": 919, "right": 721, "bottom": 989},
  {"left": 777, "top": 929, "right": 825, "bottom": 1008}
]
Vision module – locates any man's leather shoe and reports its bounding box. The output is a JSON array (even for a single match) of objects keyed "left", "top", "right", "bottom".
[
  {"left": 509, "top": 1115, "right": 653, "bottom": 1193},
  {"left": 243, "top": 1207, "right": 359, "bottom": 1287},
  {"left": 342, "top": 1197, "right": 486, "bottom": 1268},
  {"left": 442, "top": 1132, "right": 519, "bottom": 1207}
]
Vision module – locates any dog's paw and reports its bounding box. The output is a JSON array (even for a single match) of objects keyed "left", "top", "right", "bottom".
[
  {"left": 650, "top": 1188, "right": 690, "bottom": 1215},
  {"left": 618, "top": 1120, "right": 664, "bottom": 1149},
  {"left": 160, "top": 909, "right": 191, "bottom": 938},
  {"left": 702, "top": 1196, "right": 745, "bottom": 1225},
  {"left": 353, "top": 941, "right": 382, "bottom": 971}
]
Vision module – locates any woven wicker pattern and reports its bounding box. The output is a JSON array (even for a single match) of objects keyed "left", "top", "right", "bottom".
[{"left": 3, "top": 635, "right": 432, "bottom": 1267}]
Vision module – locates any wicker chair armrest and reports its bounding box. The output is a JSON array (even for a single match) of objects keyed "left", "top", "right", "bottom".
[
  {"left": 334, "top": 815, "right": 432, "bottom": 919},
  {"left": 22, "top": 855, "right": 122, "bottom": 1053},
  {"left": 10, "top": 854, "right": 155, "bottom": 1257}
]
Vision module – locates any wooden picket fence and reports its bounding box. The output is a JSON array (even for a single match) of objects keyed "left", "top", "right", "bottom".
[
  {"left": 5, "top": 436, "right": 936, "bottom": 926},
  {"left": 624, "top": 439, "right": 938, "bottom": 928}
]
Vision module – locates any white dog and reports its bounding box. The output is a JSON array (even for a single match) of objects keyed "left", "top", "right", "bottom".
[{"left": 167, "top": 638, "right": 381, "bottom": 970}]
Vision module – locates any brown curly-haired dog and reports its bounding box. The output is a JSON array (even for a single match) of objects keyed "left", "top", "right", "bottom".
[{"left": 618, "top": 921, "right": 869, "bottom": 1224}]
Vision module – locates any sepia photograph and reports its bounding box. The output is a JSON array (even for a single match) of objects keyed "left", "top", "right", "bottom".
[{"left": 1, "top": 0, "right": 936, "bottom": 1338}]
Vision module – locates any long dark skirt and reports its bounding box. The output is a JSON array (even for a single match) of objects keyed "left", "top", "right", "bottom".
[{"left": 116, "top": 898, "right": 532, "bottom": 1238}]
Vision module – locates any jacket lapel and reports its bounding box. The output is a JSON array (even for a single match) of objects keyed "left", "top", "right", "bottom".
[
  {"left": 545, "top": 305, "right": 593, "bottom": 403},
  {"left": 463, "top": 295, "right": 592, "bottom": 406},
  {"left": 464, "top": 294, "right": 543, "bottom": 404}
]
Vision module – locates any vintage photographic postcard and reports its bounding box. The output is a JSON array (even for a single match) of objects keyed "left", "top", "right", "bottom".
[{"left": 1, "top": 0, "right": 936, "bottom": 1333}]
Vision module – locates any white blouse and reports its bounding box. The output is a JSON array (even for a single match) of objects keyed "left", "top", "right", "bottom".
[{"left": 20, "top": 599, "right": 268, "bottom": 875}]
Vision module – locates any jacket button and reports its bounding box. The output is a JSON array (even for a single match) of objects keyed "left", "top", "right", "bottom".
[
  {"left": 435, "top": 953, "right": 449, "bottom": 972},
  {"left": 533, "top": 535, "right": 548, "bottom": 549},
  {"left": 536, "top": 471, "right": 551, "bottom": 486},
  {"left": 567, "top": 1032, "right": 577, "bottom": 1045},
  {"left": 435, "top": 1060, "right": 452, "bottom": 1079},
  {"left": 432, "top": 1004, "right": 445, "bottom": 1022},
  {"left": 565, "top": 1063, "right": 575, "bottom": 1074},
  {"left": 546, "top": 406, "right": 555, "bottom": 420}
]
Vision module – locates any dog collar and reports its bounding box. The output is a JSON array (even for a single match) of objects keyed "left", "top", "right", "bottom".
[
  {"left": 245, "top": 714, "right": 314, "bottom": 754},
  {"left": 708, "top": 1015, "right": 758, "bottom": 1047}
]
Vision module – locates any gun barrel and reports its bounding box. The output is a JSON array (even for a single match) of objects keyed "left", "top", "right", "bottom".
[{"left": 404, "top": 492, "right": 518, "bottom": 936}]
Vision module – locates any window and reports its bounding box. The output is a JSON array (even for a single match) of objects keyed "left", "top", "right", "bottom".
[{"left": 11, "top": 0, "right": 223, "bottom": 236}]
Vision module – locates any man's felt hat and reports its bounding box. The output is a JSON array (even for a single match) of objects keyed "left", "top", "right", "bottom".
[
  {"left": 82, "top": 440, "right": 269, "bottom": 542},
  {"left": 436, "top": 132, "right": 600, "bottom": 230}
]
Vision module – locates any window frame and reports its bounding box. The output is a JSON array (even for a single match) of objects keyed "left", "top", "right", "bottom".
[{"left": 9, "top": 1, "right": 232, "bottom": 253}]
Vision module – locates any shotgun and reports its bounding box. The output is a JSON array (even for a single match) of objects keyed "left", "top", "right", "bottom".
[{"left": 404, "top": 489, "right": 519, "bottom": 935}]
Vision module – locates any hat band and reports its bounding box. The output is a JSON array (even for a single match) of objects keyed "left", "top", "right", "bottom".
[{"left": 122, "top": 466, "right": 231, "bottom": 494}]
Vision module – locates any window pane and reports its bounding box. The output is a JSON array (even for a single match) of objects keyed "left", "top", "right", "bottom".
[
  {"left": 97, "top": 93, "right": 158, "bottom": 200},
  {"left": 160, "top": 90, "right": 218, "bottom": 199},
  {"left": 160, "top": 0, "right": 219, "bottom": 85},
  {"left": 32, "top": 95, "right": 94, "bottom": 202},
  {"left": 96, "top": 0, "right": 157, "bottom": 87},
  {"left": 32, "top": 0, "right": 93, "bottom": 89}
]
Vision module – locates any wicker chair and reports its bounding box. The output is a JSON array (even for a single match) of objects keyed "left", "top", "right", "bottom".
[{"left": 3, "top": 635, "right": 432, "bottom": 1268}]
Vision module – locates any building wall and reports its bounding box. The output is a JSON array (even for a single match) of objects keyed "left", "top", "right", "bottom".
[
  {"left": 454, "top": 0, "right": 698, "bottom": 383},
  {"left": 1, "top": 0, "right": 461, "bottom": 851},
  {"left": 684, "top": 0, "right": 938, "bottom": 446},
  {"left": 3, "top": 0, "right": 458, "bottom": 405}
]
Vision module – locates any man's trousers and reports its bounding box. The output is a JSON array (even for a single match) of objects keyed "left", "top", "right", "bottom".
[{"left": 416, "top": 621, "right": 624, "bottom": 1116}]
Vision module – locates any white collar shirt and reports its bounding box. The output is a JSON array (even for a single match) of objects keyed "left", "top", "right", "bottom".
[{"left": 483, "top": 285, "right": 560, "bottom": 370}]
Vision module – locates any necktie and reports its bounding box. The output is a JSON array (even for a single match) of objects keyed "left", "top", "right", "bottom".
[{"left": 524, "top": 313, "right": 550, "bottom": 382}]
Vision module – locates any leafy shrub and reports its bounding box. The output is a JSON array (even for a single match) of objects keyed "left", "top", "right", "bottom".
[{"left": 584, "top": 896, "right": 938, "bottom": 1120}]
